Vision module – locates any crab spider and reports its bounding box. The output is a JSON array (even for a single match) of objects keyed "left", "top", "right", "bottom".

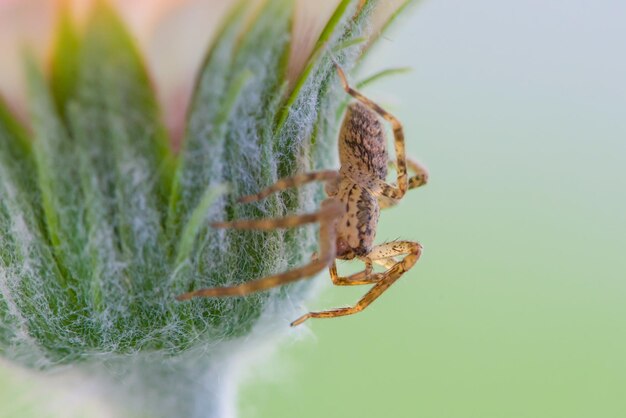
[{"left": 177, "top": 64, "right": 428, "bottom": 326}]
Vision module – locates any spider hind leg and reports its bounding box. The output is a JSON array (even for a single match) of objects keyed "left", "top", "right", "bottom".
[
  {"left": 176, "top": 199, "right": 344, "bottom": 300},
  {"left": 291, "top": 241, "right": 422, "bottom": 326}
]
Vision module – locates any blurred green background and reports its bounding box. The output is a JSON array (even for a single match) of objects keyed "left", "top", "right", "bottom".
[
  {"left": 241, "top": 1, "right": 626, "bottom": 417},
  {"left": 2, "top": 0, "right": 625, "bottom": 417}
]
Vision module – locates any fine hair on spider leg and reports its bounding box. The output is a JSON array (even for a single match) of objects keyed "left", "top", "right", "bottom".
[{"left": 176, "top": 64, "right": 429, "bottom": 327}]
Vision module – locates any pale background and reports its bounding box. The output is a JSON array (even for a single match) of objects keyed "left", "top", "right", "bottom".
[{"left": 2, "top": 0, "right": 626, "bottom": 417}]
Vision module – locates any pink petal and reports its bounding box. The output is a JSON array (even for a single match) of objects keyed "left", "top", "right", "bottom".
[
  {"left": 0, "top": 0, "right": 54, "bottom": 121},
  {"left": 0, "top": 0, "right": 411, "bottom": 144}
]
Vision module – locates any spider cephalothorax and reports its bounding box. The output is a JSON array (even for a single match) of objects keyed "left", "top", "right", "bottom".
[{"left": 177, "top": 64, "right": 429, "bottom": 326}]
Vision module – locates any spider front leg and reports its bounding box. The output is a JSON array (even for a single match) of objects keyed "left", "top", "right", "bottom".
[
  {"left": 210, "top": 170, "right": 339, "bottom": 229},
  {"left": 238, "top": 170, "right": 339, "bottom": 203},
  {"left": 175, "top": 198, "right": 343, "bottom": 300},
  {"left": 291, "top": 241, "right": 422, "bottom": 326},
  {"left": 336, "top": 64, "right": 409, "bottom": 200},
  {"left": 379, "top": 158, "right": 429, "bottom": 209},
  {"left": 403, "top": 158, "right": 429, "bottom": 190}
]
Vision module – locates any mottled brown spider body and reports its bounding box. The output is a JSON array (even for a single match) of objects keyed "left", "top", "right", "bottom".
[
  {"left": 177, "top": 65, "right": 429, "bottom": 326},
  {"left": 332, "top": 102, "right": 387, "bottom": 260},
  {"left": 339, "top": 102, "right": 389, "bottom": 181},
  {"left": 332, "top": 180, "right": 380, "bottom": 260}
]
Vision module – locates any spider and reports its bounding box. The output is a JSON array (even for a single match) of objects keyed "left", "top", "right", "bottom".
[{"left": 176, "top": 64, "right": 428, "bottom": 326}]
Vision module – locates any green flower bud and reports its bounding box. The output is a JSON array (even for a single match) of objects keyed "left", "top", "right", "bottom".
[{"left": 0, "top": 1, "right": 417, "bottom": 416}]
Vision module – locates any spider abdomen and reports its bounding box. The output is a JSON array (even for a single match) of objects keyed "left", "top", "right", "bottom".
[
  {"left": 335, "top": 182, "right": 380, "bottom": 260},
  {"left": 339, "top": 102, "right": 388, "bottom": 180}
]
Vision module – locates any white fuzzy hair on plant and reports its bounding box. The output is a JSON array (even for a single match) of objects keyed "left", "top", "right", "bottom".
[{"left": 0, "top": 0, "right": 418, "bottom": 417}]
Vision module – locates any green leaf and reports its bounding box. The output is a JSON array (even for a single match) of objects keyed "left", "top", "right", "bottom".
[
  {"left": 215, "top": 0, "right": 296, "bottom": 331},
  {"left": 0, "top": 97, "right": 74, "bottom": 364},
  {"left": 0, "top": 98, "right": 31, "bottom": 158},
  {"left": 26, "top": 58, "right": 88, "bottom": 302},
  {"left": 0, "top": 96, "right": 36, "bottom": 303},
  {"left": 276, "top": 0, "right": 354, "bottom": 130},
  {"left": 64, "top": 2, "right": 174, "bottom": 346},
  {"left": 168, "top": 0, "right": 250, "bottom": 239},
  {"left": 174, "top": 183, "right": 228, "bottom": 269},
  {"left": 50, "top": 5, "right": 81, "bottom": 120},
  {"left": 357, "top": 66, "right": 413, "bottom": 88},
  {"left": 171, "top": 0, "right": 297, "bottom": 337}
]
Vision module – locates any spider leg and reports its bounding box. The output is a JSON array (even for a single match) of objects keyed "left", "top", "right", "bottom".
[
  {"left": 335, "top": 64, "right": 408, "bottom": 200},
  {"left": 379, "top": 158, "right": 429, "bottom": 209},
  {"left": 211, "top": 210, "right": 330, "bottom": 230},
  {"left": 239, "top": 170, "right": 339, "bottom": 203},
  {"left": 402, "top": 158, "right": 429, "bottom": 190},
  {"left": 291, "top": 241, "right": 422, "bottom": 326},
  {"left": 372, "top": 257, "right": 398, "bottom": 270},
  {"left": 328, "top": 259, "right": 377, "bottom": 286},
  {"left": 328, "top": 254, "right": 403, "bottom": 286},
  {"left": 176, "top": 199, "right": 343, "bottom": 300}
]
